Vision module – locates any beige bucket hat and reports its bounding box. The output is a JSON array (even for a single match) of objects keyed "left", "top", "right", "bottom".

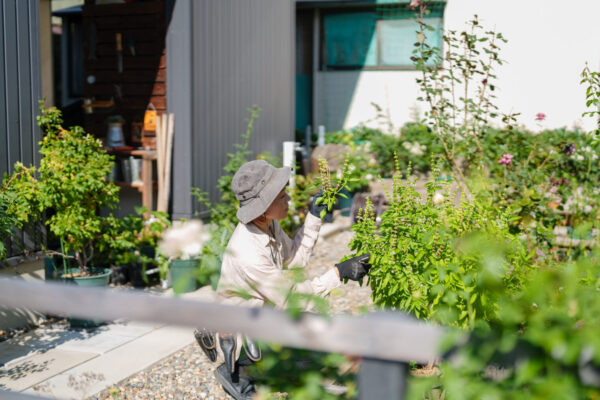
[{"left": 232, "top": 160, "right": 291, "bottom": 224}]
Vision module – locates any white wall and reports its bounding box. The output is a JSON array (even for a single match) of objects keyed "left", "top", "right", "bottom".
[
  {"left": 317, "top": 0, "right": 600, "bottom": 133},
  {"left": 316, "top": 70, "right": 421, "bottom": 132}
]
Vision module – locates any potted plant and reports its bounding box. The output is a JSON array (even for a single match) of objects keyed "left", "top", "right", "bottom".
[
  {"left": 7, "top": 103, "right": 120, "bottom": 325},
  {"left": 158, "top": 220, "right": 210, "bottom": 294},
  {"left": 102, "top": 207, "right": 171, "bottom": 287}
]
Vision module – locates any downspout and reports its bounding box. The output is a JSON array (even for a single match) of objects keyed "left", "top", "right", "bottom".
[{"left": 311, "top": 8, "right": 320, "bottom": 134}]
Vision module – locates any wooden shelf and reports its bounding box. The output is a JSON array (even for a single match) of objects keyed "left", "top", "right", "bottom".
[
  {"left": 107, "top": 148, "right": 157, "bottom": 213},
  {"left": 107, "top": 148, "right": 157, "bottom": 159},
  {"left": 114, "top": 180, "right": 157, "bottom": 191}
]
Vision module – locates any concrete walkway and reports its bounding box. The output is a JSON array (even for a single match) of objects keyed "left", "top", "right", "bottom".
[{"left": 0, "top": 287, "right": 211, "bottom": 400}]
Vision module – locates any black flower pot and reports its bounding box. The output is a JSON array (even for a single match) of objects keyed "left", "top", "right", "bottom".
[
  {"left": 110, "top": 264, "right": 130, "bottom": 285},
  {"left": 129, "top": 262, "right": 147, "bottom": 288}
]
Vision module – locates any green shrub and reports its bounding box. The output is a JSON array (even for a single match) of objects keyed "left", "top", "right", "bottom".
[
  {"left": 346, "top": 162, "right": 531, "bottom": 328},
  {"left": 4, "top": 103, "right": 119, "bottom": 274},
  {"left": 410, "top": 246, "right": 600, "bottom": 400}
]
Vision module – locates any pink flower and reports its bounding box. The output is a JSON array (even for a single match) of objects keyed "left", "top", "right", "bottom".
[
  {"left": 409, "top": 0, "right": 421, "bottom": 8},
  {"left": 535, "top": 113, "right": 546, "bottom": 121},
  {"left": 498, "top": 153, "right": 514, "bottom": 165}
]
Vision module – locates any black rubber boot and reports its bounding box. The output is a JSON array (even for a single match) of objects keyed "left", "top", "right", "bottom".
[
  {"left": 194, "top": 329, "right": 217, "bottom": 362},
  {"left": 219, "top": 334, "right": 237, "bottom": 374},
  {"left": 243, "top": 336, "right": 262, "bottom": 362},
  {"left": 214, "top": 363, "right": 256, "bottom": 400}
]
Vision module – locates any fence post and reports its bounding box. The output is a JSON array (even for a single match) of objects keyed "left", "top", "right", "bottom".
[{"left": 358, "top": 358, "right": 408, "bottom": 400}]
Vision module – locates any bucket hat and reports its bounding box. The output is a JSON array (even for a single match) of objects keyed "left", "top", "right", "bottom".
[{"left": 232, "top": 160, "right": 291, "bottom": 224}]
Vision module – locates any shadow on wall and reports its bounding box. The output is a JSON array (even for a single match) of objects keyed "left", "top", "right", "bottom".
[{"left": 315, "top": 70, "right": 363, "bottom": 132}]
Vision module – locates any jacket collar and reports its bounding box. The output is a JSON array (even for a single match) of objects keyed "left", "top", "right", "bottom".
[{"left": 245, "top": 221, "right": 276, "bottom": 247}]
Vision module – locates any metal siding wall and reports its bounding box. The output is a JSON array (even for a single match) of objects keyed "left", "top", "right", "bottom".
[
  {"left": 187, "top": 0, "right": 294, "bottom": 217},
  {"left": 0, "top": 0, "right": 41, "bottom": 175},
  {"left": 0, "top": 1, "right": 7, "bottom": 174},
  {"left": 0, "top": 0, "right": 42, "bottom": 259},
  {"left": 167, "top": 0, "right": 193, "bottom": 220}
]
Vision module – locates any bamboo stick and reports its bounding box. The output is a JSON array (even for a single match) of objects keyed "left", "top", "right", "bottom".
[
  {"left": 163, "top": 113, "right": 175, "bottom": 213},
  {"left": 155, "top": 115, "right": 164, "bottom": 212}
]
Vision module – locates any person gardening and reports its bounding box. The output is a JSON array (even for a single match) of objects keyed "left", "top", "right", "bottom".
[{"left": 195, "top": 159, "right": 371, "bottom": 400}]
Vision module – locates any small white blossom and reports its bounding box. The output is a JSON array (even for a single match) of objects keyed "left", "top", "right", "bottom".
[
  {"left": 574, "top": 154, "right": 585, "bottom": 162},
  {"left": 365, "top": 174, "right": 373, "bottom": 181},
  {"left": 159, "top": 220, "right": 210, "bottom": 260},
  {"left": 433, "top": 192, "right": 444, "bottom": 205}
]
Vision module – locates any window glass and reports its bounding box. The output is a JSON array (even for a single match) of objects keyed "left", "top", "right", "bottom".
[
  {"left": 379, "top": 18, "right": 442, "bottom": 66},
  {"left": 323, "top": 12, "right": 378, "bottom": 68},
  {"left": 322, "top": 7, "right": 444, "bottom": 69}
]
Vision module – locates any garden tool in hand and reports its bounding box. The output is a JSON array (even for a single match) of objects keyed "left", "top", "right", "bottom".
[{"left": 335, "top": 253, "right": 371, "bottom": 281}]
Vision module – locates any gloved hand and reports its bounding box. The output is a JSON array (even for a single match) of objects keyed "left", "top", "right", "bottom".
[
  {"left": 310, "top": 190, "right": 332, "bottom": 219},
  {"left": 335, "top": 254, "right": 371, "bottom": 281}
]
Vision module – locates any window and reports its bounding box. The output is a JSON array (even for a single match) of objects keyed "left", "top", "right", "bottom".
[{"left": 321, "top": 5, "right": 444, "bottom": 70}]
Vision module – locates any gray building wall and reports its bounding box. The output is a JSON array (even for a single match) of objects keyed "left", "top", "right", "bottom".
[
  {"left": 0, "top": 0, "right": 42, "bottom": 260},
  {"left": 167, "top": 0, "right": 295, "bottom": 219},
  {"left": 0, "top": 0, "right": 42, "bottom": 177}
]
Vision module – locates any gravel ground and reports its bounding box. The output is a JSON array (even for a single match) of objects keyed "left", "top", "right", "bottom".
[{"left": 91, "top": 224, "right": 373, "bottom": 400}]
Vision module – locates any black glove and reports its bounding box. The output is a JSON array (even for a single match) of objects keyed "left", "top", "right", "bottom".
[
  {"left": 335, "top": 254, "right": 371, "bottom": 281},
  {"left": 310, "top": 190, "right": 332, "bottom": 219}
]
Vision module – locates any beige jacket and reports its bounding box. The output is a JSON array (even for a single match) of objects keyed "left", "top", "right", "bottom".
[
  {"left": 217, "top": 213, "right": 341, "bottom": 309},
  {"left": 215, "top": 213, "right": 341, "bottom": 360}
]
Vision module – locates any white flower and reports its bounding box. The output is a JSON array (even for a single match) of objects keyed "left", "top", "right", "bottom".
[
  {"left": 159, "top": 220, "right": 210, "bottom": 260},
  {"left": 433, "top": 192, "right": 444, "bottom": 205},
  {"left": 365, "top": 174, "right": 373, "bottom": 181},
  {"left": 336, "top": 169, "right": 343, "bottom": 179},
  {"left": 574, "top": 154, "right": 585, "bottom": 162},
  {"left": 592, "top": 153, "right": 598, "bottom": 161}
]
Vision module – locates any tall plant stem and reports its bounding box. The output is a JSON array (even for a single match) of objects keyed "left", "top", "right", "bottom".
[{"left": 472, "top": 29, "right": 499, "bottom": 149}]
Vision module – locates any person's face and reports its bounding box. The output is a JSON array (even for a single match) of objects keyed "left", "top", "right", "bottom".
[{"left": 265, "top": 187, "right": 290, "bottom": 221}]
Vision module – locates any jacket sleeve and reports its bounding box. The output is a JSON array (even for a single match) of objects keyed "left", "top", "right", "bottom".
[
  {"left": 244, "top": 254, "right": 340, "bottom": 309},
  {"left": 280, "top": 213, "right": 322, "bottom": 269}
]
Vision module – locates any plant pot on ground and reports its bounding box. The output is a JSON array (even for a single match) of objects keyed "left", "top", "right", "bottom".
[
  {"left": 158, "top": 220, "right": 210, "bottom": 294},
  {"left": 169, "top": 258, "right": 199, "bottom": 294},
  {"left": 61, "top": 267, "right": 112, "bottom": 328}
]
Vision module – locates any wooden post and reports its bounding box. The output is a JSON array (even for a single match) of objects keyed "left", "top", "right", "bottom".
[
  {"left": 358, "top": 358, "right": 408, "bottom": 400},
  {"left": 141, "top": 151, "right": 154, "bottom": 216}
]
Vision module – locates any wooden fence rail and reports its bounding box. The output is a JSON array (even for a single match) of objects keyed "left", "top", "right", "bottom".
[{"left": 0, "top": 277, "right": 447, "bottom": 399}]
